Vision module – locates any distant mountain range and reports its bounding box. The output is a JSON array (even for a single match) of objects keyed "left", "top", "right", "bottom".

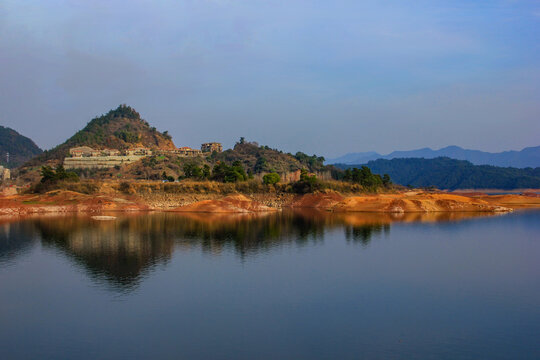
[
  {"left": 328, "top": 145, "right": 540, "bottom": 168},
  {"left": 338, "top": 157, "right": 540, "bottom": 190},
  {"left": 0, "top": 125, "right": 42, "bottom": 168}
]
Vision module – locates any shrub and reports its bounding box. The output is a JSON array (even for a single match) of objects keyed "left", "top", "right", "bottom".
[
  {"left": 263, "top": 172, "right": 281, "bottom": 185},
  {"left": 291, "top": 169, "right": 321, "bottom": 194},
  {"left": 119, "top": 182, "right": 135, "bottom": 194}
]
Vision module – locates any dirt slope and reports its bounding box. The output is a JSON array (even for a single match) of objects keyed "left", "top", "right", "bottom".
[
  {"left": 0, "top": 190, "right": 149, "bottom": 216},
  {"left": 288, "top": 192, "right": 511, "bottom": 213},
  {"left": 171, "top": 194, "right": 278, "bottom": 213},
  {"left": 474, "top": 193, "right": 540, "bottom": 209}
]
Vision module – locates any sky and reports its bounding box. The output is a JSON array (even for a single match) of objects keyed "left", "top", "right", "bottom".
[{"left": 1, "top": 0, "right": 539, "bottom": 158}]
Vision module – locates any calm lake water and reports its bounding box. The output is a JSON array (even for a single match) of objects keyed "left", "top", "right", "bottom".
[{"left": 1, "top": 210, "right": 539, "bottom": 359}]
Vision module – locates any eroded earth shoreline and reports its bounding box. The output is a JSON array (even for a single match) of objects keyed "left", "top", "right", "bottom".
[{"left": 1, "top": 189, "right": 539, "bottom": 217}]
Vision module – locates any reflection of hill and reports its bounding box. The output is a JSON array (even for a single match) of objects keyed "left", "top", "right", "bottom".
[
  {"left": 0, "top": 221, "right": 36, "bottom": 264},
  {"left": 26, "top": 210, "right": 495, "bottom": 292},
  {"left": 336, "top": 211, "right": 498, "bottom": 227},
  {"left": 345, "top": 224, "right": 389, "bottom": 245},
  {"left": 159, "top": 211, "right": 330, "bottom": 257},
  {"left": 34, "top": 216, "right": 175, "bottom": 292}
]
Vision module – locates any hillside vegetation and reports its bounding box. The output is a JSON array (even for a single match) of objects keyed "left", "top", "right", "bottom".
[
  {"left": 0, "top": 125, "right": 42, "bottom": 168},
  {"left": 214, "top": 140, "right": 326, "bottom": 174},
  {"left": 70, "top": 140, "right": 330, "bottom": 182},
  {"left": 26, "top": 105, "right": 175, "bottom": 165},
  {"left": 345, "top": 157, "right": 540, "bottom": 190}
]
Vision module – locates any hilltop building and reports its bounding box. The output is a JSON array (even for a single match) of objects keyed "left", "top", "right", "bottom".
[
  {"left": 69, "top": 146, "right": 97, "bottom": 157},
  {"left": 0, "top": 165, "right": 10, "bottom": 180},
  {"left": 63, "top": 142, "right": 220, "bottom": 169},
  {"left": 101, "top": 149, "right": 121, "bottom": 156},
  {"left": 173, "top": 147, "right": 203, "bottom": 157},
  {"left": 125, "top": 147, "right": 153, "bottom": 156},
  {"left": 64, "top": 146, "right": 153, "bottom": 169},
  {"left": 201, "top": 142, "right": 223, "bottom": 153}
]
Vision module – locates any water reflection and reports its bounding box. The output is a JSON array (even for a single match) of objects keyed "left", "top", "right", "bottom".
[
  {"left": 34, "top": 216, "right": 175, "bottom": 292},
  {"left": 0, "top": 220, "right": 37, "bottom": 265},
  {"left": 1, "top": 210, "right": 500, "bottom": 292}
]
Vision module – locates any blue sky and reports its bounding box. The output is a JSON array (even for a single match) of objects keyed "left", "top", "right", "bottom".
[{"left": 1, "top": 0, "right": 539, "bottom": 157}]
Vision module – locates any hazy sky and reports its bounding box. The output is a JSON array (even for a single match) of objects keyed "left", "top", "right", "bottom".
[{"left": 1, "top": 0, "right": 539, "bottom": 157}]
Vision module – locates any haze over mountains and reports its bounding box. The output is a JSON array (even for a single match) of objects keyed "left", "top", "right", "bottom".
[
  {"left": 328, "top": 146, "right": 540, "bottom": 168},
  {"left": 343, "top": 158, "right": 540, "bottom": 190}
]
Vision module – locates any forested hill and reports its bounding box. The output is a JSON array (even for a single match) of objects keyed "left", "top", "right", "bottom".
[
  {"left": 26, "top": 105, "right": 176, "bottom": 165},
  {"left": 215, "top": 140, "right": 327, "bottom": 174},
  {"left": 338, "top": 157, "right": 540, "bottom": 190},
  {"left": 119, "top": 140, "right": 329, "bottom": 181},
  {"left": 0, "top": 125, "right": 42, "bottom": 168}
]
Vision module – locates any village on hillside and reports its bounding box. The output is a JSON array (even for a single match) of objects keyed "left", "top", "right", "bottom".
[{"left": 64, "top": 142, "right": 223, "bottom": 169}]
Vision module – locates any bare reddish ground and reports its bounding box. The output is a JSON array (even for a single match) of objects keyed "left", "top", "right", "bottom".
[
  {"left": 2, "top": 189, "right": 539, "bottom": 217},
  {"left": 171, "top": 194, "right": 277, "bottom": 213},
  {"left": 287, "top": 191, "right": 514, "bottom": 213},
  {"left": 474, "top": 194, "right": 540, "bottom": 208},
  {"left": 0, "top": 190, "right": 149, "bottom": 216},
  {"left": 288, "top": 192, "right": 345, "bottom": 209}
]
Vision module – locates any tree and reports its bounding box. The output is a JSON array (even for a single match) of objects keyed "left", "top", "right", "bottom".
[
  {"left": 343, "top": 166, "right": 384, "bottom": 190},
  {"left": 232, "top": 161, "right": 247, "bottom": 181},
  {"left": 40, "top": 165, "right": 79, "bottom": 183},
  {"left": 212, "top": 161, "right": 247, "bottom": 183},
  {"left": 382, "top": 174, "right": 392, "bottom": 187},
  {"left": 202, "top": 164, "right": 211, "bottom": 179},
  {"left": 183, "top": 163, "right": 203, "bottom": 179},
  {"left": 35, "top": 164, "right": 79, "bottom": 193},
  {"left": 40, "top": 166, "right": 57, "bottom": 183},
  {"left": 255, "top": 157, "right": 268, "bottom": 172},
  {"left": 292, "top": 169, "right": 320, "bottom": 193},
  {"left": 294, "top": 152, "right": 325, "bottom": 171},
  {"left": 344, "top": 168, "right": 352, "bottom": 181},
  {"left": 263, "top": 172, "right": 280, "bottom": 185}
]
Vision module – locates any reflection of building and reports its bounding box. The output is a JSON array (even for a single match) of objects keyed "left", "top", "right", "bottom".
[
  {"left": 201, "top": 142, "right": 223, "bottom": 153},
  {"left": 0, "top": 165, "right": 10, "bottom": 180}
]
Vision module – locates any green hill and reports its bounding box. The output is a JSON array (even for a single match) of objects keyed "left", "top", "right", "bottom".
[
  {"left": 0, "top": 125, "right": 42, "bottom": 168},
  {"left": 26, "top": 104, "right": 176, "bottom": 166},
  {"left": 215, "top": 140, "right": 326, "bottom": 174},
  {"left": 340, "top": 157, "right": 540, "bottom": 190}
]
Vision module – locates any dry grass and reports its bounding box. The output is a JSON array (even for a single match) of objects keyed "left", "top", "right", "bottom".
[{"left": 113, "top": 179, "right": 390, "bottom": 196}]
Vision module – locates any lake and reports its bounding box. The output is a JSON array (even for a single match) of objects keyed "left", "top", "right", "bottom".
[{"left": 1, "top": 210, "right": 539, "bottom": 359}]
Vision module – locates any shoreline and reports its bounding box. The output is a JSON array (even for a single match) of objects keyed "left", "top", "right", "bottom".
[{"left": 1, "top": 190, "right": 540, "bottom": 218}]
